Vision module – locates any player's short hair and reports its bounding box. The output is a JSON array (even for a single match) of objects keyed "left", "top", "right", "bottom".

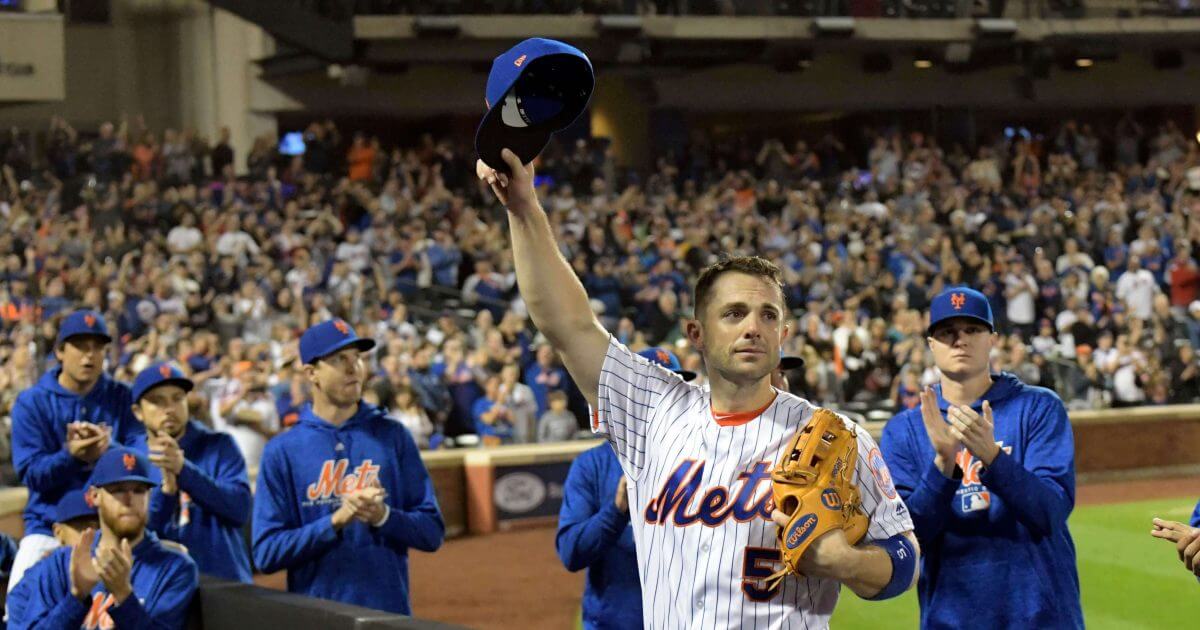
[{"left": 693, "top": 255, "right": 786, "bottom": 319}]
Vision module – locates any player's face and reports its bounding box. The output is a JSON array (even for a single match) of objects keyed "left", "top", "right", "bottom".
[
  {"left": 691, "top": 272, "right": 788, "bottom": 386},
  {"left": 309, "top": 347, "right": 366, "bottom": 407},
  {"left": 56, "top": 336, "right": 108, "bottom": 385},
  {"left": 927, "top": 319, "right": 995, "bottom": 380},
  {"left": 93, "top": 482, "right": 150, "bottom": 539},
  {"left": 134, "top": 384, "right": 189, "bottom": 438},
  {"left": 53, "top": 517, "right": 100, "bottom": 547}
]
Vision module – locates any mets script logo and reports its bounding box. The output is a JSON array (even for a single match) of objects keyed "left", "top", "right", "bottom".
[
  {"left": 955, "top": 443, "right": 1013, "bottom": 513},
  {"left": 83, "top": 592, "right": 115, "bottom": 629},
  {"left": 304, "top": 459, "right": 381, "bottom": 506},
  {"left": 159, "top": 364, "right": 173, "bottom": 378},
  {"left": 84, "top": 314, "right": 97, "bottom": 327},
  {"left": 950, "top": 293, "right": 966, "bottom": 310},
  {"left": 785, "top": 513, "right": 818, "bottom": 549},
  {"left": 122, "top": 453, "right": 136, "bottom": 471},
  {"left": 514, "top": 54, "right": 527, "bottom": 67},
  {"left": 820, "top": 488, "right": 842, "bottom": 510},
  {"left": 333, "top": 319, "right": 350, "bottom": 335},
  {"left": 644, "top": 460, "right": 774, "bottom": 527}
]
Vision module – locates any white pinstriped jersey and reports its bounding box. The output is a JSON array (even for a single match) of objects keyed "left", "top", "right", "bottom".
[{"left": 592, "top": 336, "right": 914, "bottom": 630}]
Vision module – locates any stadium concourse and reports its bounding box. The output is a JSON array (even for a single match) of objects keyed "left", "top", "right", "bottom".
[{"left": 0, "top": 112, "right": 1199, "bottom": 626}]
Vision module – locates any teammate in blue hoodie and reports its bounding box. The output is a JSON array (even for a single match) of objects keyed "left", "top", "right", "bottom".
[
  {"left": 9, "top": 310, "right": 142, "bottom": 598},
  {"left": 557, "top": 348, "right": 695, "bottom": 630},
  {"left": 8, "top": 447, "right": 199, "bottom": 630},
  {"left": 128, "top": 361, "right": 253, "bottom": 582},
  {"left": 252, "top": 319, "right": 444, "bottom": 614},
  {"left": 880, "top": 287, "right": 1082, "bottom": 629}
]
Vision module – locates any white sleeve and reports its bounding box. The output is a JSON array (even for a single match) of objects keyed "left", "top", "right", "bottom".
[
  {"left": 851, "top": 422, "right": 915, "bottom": 542},
  {"left": 593, "top": 335, "right": 689, "bottom": 479}
]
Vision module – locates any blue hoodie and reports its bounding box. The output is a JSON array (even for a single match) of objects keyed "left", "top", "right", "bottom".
[
  {"left": 12, "top": 369, "right": 142, "bottom": 536},
  {"left": 556, "top": 443, "right": 642, "bottom": 630},
  {"left": 7, "top": 531, "right": 198, "bottom": 630},
  {"left": 130, "top": 420, "right": 253, "bottom": 583},
  {"left": 251, "top": 402, "right": 444, "bottom": 614},
  {"left": 1191, "top": 499, "right": 1199, "bottom": 528},
  {"left": 880, "top": 372, "right": 1081, "bottom": 630}
]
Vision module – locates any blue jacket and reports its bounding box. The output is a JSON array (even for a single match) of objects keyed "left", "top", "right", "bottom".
[
  {"left": 130, "top": 420, "right": 253, "bottom": 583},
  {"left": 880, "top": 373, "right": 1082, "bottom": 630},
  {"left": 556, "top": 443, "right": 642, "bottom": 630},
  {"left": 7, "top": 531, "right": 198, "bottom": 630},
  {"left": 251, "top": 403, "right": 445, "bottom": 614},
  {"left": 1191, "top": 499, "right": 1199, "bottom": 528},
  {"left": 12, "top": 369, "right": 142, "bottom": 536}
]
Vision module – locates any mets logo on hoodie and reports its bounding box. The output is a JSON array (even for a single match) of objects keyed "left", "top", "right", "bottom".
[
  {"left": 303, "top": 458, "right": 381, "bottom": 507},
  {"left": 955, "top": 443, "right": 1013, "bottom": 514}
]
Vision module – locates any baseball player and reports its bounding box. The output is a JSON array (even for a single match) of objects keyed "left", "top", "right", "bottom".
[
  {"left": 7, "top": 447, "right": 199, "bottom": 630},
  {"left": 128, "top": 362, "right": 254, "bottom": 582},
  {"left": 51, "top": 489, "right": 99, "bottom": 548},
  {"left": 879, "top": 287, "right": 1083, "bottom": 629},
  {"left": 480, "top": 151, "right": 917, "bottom": 628},
  {"left": 9, "top": 310, "right": 141, "bottom": 596},
  {"left": 558, "top": 348, "right": 694, "bottom": 629},
  {"left": 252, "top": 319, "right": 445, "bottom": 615},
  {"left": 1150, "top": 498, "right": 1200, "bottom": 580}
]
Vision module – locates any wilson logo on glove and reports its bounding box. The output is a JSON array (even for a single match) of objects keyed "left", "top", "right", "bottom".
[
  {"left": 820, "top": 488, "right": 843, "bottom": 510},
  {"left": 785, "top": 513, "right": 818, "bottom": 549}
]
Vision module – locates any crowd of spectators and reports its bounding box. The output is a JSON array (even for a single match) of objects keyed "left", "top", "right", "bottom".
[{"left": 0, "top": 110, "right": 1198, "bottom": 482}]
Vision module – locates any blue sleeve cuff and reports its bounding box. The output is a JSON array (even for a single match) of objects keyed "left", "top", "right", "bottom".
[
  {"left": 176, "top": 459, "right": 203, "bottom": 490},
  {"left": 979, "top": 449, "right": 1015, "bottom": 487},
  {"left": 596, "top": 500, "right": 631, "bottom": 533},
  {"left": 918, "top": 458, "right": 961, "bottom": 497},
  {"left": 107, "top": 592, "right": 149, "bottom": 628},
  {"left": 54, "top": 592, "right": 91, "bottom": 623}
]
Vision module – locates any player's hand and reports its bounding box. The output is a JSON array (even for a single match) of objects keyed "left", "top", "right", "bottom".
[
  {"left": 148, "top": 432, "right": 185, "bottom": 475},
  {"left": 94, "top": 538, "right": 134, "bottom": 604},
  {"left": 69, "top": 527, "right": 99, "bottom": 601},
  {"left": 347, "top": 485, "right": 388, "bottom": 525},
  {"left": 161, "top": 470, "right": 178, "bottom": 496},
  {"left": 614, "top": 477, "right": 629, "bottom": 514},
  {"left": 476, "top": 149, "right": 537, "bottom": 214},
  {"left": 919, "top": 387, "right": 959, "bottom": 472},
  {"left": 947, "top": 401, "right": 999, "bottom": 466},
  {"left": 66, "top": 422, "right": 111, "bottom": 464},
  {"left": 1151, "top": 518, "right": 1200, "bottom": 576}
]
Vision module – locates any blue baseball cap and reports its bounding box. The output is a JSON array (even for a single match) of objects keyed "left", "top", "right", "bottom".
[
  {"left": 54, "top": 488, "right": 97, "bottom": 524},
  {"left": 299, "top": 318, "right": 377, "bottom": 365},
  {"left": 928, "top": 287, "right": 994, "bottom": 335},
  {"left": 132, "top": 362, "right": 194, "bottom": 403},
  {"left": 637, "top": 347, "right": 697, "bottom": 382},
  {"left": 88, "top": 447, "right": 157, "bottom": 488},
  {"left": 475, "top": 38, "right": 594, "bottom": 175},
  {"left": 56, "top": 310, "right": 112, "bottom": 347}
]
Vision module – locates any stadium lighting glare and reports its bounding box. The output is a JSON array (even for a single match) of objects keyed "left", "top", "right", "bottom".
[
  {"left": 914, "top": 59, "right": 933, "bottom": 69},
  {"left": 1075, "top": 58, "right": 1093, "bottom": 68},
  {"left": 1194, "top": 131, "right": 1200, "bottom": 145}
]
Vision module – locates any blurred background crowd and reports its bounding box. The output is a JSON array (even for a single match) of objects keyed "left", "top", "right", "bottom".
[{"left": 0, "top": 112, "right": 1198, "bottom": 483}]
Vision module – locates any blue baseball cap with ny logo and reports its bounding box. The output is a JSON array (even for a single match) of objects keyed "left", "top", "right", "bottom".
[
  {"left": 299, "top": 319, "right": 377, "bottom": 364},
  {"left": 928, "top": 287, "right": 994, "bottom": 335},
  {"left": 475, "top": 38, "right": 594, "bottom": 175}
]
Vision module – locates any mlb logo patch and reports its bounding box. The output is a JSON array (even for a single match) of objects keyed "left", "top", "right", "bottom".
[{"left": 961, "top": 490, "right": 990, "bottom": 513}]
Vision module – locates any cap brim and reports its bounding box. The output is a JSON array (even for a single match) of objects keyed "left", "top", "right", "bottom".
[
  {"left": 675, "top": 370, "right": 697, "bottom": 382},
  {"left": 95, "top": 476, "right": 157, "bottom": 488},
  {"left": 137, "top": 378, "right": 194, "bottom": 402},
  {"left": 306, "top": 338, "right": 377, "bottom": 364},
  {"left": 59, "top": 332, "right": 113, "bottom": 346},
  {"left": 475, "top": 104, "right": 552, "bottom": 176},
  {"left": 928, "top": 315, "right": 995, "bottom": 336},
  {"left": 778, "top": 356, "right": 806, "bottom": 371}
]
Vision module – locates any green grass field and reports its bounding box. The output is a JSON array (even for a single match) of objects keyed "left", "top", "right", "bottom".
[{"left": 830, "top": 496, "right": 1200, "bottom": 629}]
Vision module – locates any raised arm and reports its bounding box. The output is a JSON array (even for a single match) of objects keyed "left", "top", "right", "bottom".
[{"left": 477, "top": 150, "right": 609, "bottom": 408}]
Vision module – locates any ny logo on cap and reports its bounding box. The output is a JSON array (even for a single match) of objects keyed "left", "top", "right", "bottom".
[
  {"left": 514, "top": 54, "right": 527, "bottom": 67},
  {"left": 122, "top": 453, "right": 136, "bottom": 471},
  {"left": 84, "top": 314, "right": 96, "bottom": 327},
  {"left": 655, "top": 349, "right": 670, "bottom": 365},
  {"left": 950, "top": 293, "right": 966, "bottom": 311},
  {"left": 333, "top": 320, "right": 350, "bottom": 335},
  {"left": 159, "top": 364, "right": 172, "bottom": 378},
  {"left": 84, "top": 492, "right": 96, "bottom": 508}
]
